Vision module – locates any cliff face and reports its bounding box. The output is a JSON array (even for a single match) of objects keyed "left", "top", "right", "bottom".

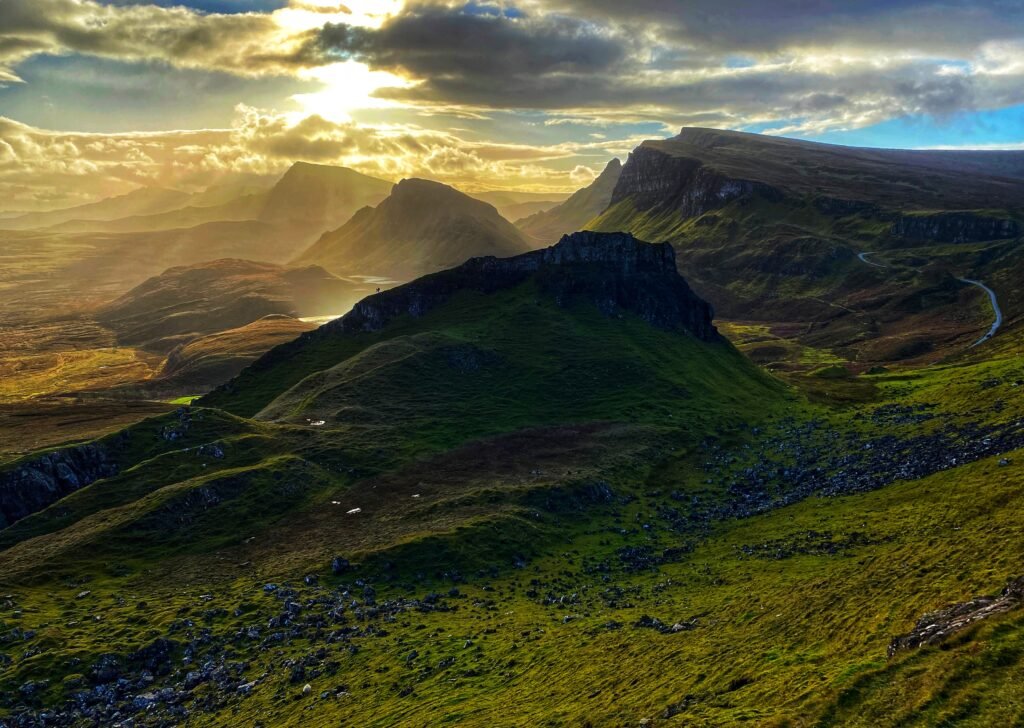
[
  {"left": 324, "top": 230, "right": 717, "bottom": 341},
  {"left": 891, "top": 213, "right": 1020, "bottom": 244},
  {"left": 605, "top": 130, "right": 1024, "bottom": 245},
  {"left": 609, "top": 146, "right": 779, "bottom": 218},
  {"left": 0, "top": 443, "right": 119, "bottom": 528}
]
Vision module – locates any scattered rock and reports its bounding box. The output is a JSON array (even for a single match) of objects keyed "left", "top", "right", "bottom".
[{"left": 889, "top": 575, "right": 1024, "bottom": 656}]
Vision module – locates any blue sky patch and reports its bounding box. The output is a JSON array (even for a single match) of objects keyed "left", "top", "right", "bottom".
[{"left": 98, "top": 0, "right": 287, "bottom": 13}]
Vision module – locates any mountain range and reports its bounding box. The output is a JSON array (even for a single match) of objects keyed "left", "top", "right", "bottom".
[
  {"left": 295, "top": 177, "right": 532, "bottom": 280},
  {"left": 2, "top": 128, "right": 1024, "bottom": 726},
  {"left": 588, "top": 128, "right": 1024, "bottom": 364}
]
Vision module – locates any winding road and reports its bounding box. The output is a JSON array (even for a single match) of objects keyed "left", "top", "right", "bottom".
[
  {"left": 857, "top": 251, "right": 889, "bottom": 269},
  {"left": 857, "top": 251, "right": 1004, "bottom": 347},
  {"left": 958, "top": 278, "right": 1004, "bottom": 348}
]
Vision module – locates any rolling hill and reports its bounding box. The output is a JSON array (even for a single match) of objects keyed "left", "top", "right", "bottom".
[
  {"left": 3, "top": 230, "right": 1024, "bottom": 725},
  {"left": 47, "top": 193, "right": 269, "bottom": 235},
  {"left": 0, "top": 186, "right": 192, "bottom": 231},
  {"left": 294, "top": 178, "right": 532, "bottom": 280},
  {"left": 154, "top": 315, "right": 317, "bottom": 392},
  {"left": 96, "top": 259, "right": 363, "bottom": 353}
]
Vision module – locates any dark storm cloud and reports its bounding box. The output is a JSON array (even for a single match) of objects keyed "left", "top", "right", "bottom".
[
  {"left": 314, "top": 4, "right": 629, "bottom": 79},
  {"left": 301, "top": 0, "right": 1024, "bottom": 133},
  {"left": 533, "top": 0, "right": 1024, "bottom": 55}
]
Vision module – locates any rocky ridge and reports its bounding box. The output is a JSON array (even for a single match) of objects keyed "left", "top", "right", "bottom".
[
  {"left": 0, "top": 443, "right": 120, "bottom": 529},
  {"left": 318, "top": 231, "right": 716, "bottom": 342}
]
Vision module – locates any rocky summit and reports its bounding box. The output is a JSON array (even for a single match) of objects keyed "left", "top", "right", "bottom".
[{"left": 325, "top": 230, "right": 716, "bottom": 341}]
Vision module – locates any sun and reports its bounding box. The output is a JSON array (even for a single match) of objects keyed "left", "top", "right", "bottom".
[
  {"left": 275, "top": 1, "right": 411, "bottom": 122},
  {"left": 291, "top": 60, "right": 414, "bottom": 122}
]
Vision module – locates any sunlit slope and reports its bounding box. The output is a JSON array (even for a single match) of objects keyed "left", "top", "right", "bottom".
[{"left": 294, "top": 178, "right": 531, "bottom": 280}]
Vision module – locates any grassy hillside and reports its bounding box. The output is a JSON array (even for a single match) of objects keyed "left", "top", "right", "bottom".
[
  {"left": 589, "top": 129, "right": 1024, "bottom": 368},
  {"left": 2, "top": 231, "right": 1024, "bottom": 726},
  {"left": 2, "top": 325, "right": 1022, "bottom": 725},
  {"left": 97, "top": 259, "right": 363, "bottom": 353}
]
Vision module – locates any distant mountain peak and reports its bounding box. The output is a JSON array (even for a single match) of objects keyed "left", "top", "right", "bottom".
[
  {"left": 258, "top": 162, "right": 392, "bottom": 228},
  {"left": 294, "top": 176, "right": 530, "bottom": 279},
  {"left": 391, "top": 177, "right": 480, "bottom": 200},
  {"left": 282, "top": 160, "right": 372, "bottom": 178},
  {"left": 516, "top": 158, "right": 624, "bottom": 245}
]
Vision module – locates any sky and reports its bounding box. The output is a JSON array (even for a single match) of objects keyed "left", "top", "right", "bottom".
[{"left": 2, "top": 0, "right": 1024, "bottom": 210}]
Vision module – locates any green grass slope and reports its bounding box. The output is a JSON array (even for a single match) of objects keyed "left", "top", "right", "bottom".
[
  {"left": 588, "top": 129, "right": 1024, "bottom": 367},
  {"left": 3, "top": 234, "right": 1024, "bottom": 726},
  {"left": 2, "top": 332, "right": 1023, "bottom": 725}
]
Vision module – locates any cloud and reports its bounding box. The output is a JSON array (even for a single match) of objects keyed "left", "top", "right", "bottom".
[
  {"left": 300, "top": 1, "right": 1024, "bottom": 135},
  {"left": 0, "top": 106, "right": 635, "bottom": 209},
  {"left": 313, "top": 5, "right": 628, "bottom": 79},
  {"left": 3, "top": 0, "right": 1024, "bottom": 204},
  {"left": 0, "top": 0, "right": 318, "bottom": 83},
  {"left": 527, "top": 0, "right": 1024, "bottom": 57}
]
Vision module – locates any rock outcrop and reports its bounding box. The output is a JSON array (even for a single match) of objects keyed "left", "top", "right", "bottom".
[
  {"left": 322, "top": 231, "right": 718, "bottom": 341},
  {"left": 610, "top": 146, "right": 775, "bottom": 217},
  {"left": 0, "top": 444, "right": 119, "bottom": 529},
  {"left": 888, "top": 576, "right": 1024, "bottom": 657},
  {"left": 891, "top": 212, "right": 1020, "bottom": 244}
]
